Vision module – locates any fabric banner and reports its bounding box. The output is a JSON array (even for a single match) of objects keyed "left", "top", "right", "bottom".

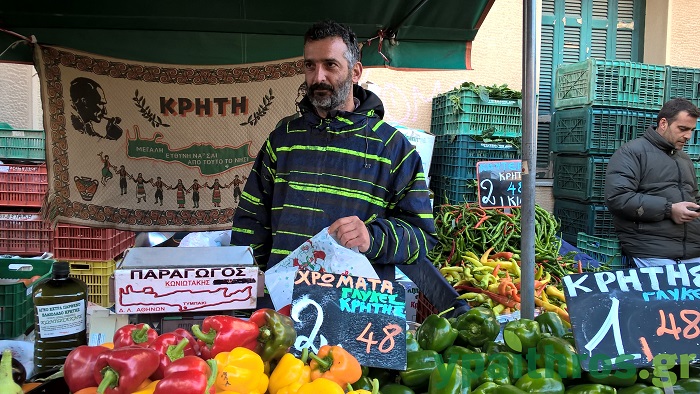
[{"left": 35, "top": 45, "right": 305, "bottom": 231}]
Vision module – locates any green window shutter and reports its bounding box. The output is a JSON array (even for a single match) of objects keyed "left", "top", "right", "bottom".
[{"left": 536, "top": 0, "right": 645, "bottom": 178}]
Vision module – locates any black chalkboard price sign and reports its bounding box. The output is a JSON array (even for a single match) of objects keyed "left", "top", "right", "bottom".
[
  {"left": 563, "top": 263, "right": 700, "bottom": 372},
  {"left": 290, "top": 270, "right": 407, "bottom": 370},
  {"left": 476, "top": 160, "right": 522, "bottom": 208}
]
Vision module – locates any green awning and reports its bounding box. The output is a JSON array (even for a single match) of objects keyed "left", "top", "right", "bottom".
[{"left": 0, "top": 0, "right": 493, "bottom": 69}]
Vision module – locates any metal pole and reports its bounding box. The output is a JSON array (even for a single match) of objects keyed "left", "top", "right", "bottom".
[{"left": 520, "top": 0, "right": 538, "bottom": 320}]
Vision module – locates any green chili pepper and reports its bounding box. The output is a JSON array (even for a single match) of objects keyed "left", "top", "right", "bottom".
[{"left": 453, "top": 306, "right": 500, "bottom": 347}]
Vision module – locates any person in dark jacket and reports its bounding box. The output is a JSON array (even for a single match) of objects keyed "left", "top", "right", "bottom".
[
  {"left": 605, "top": 98, "right": 700, "bottom": 266},
  {"left": 231, "top": 20, "right": 437, "bottom": 279}
]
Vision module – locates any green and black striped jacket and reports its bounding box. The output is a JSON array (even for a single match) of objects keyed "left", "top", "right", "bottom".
[{"left": 231, "top": 85, "right": 437, "bottom": 271}]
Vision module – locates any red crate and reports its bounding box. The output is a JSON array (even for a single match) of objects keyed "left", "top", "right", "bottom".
[
  {"left": 0, "top": 212, "right": 52, "bottom": 255},
  {"left": 52, "top": 224, "right": 135, "bottom": 261},
  {"left": 0, "top": 164, "right": 48, "bottom": 207},
  {"left": 415, "top": 292, "right": 439, "bottom": 323}
]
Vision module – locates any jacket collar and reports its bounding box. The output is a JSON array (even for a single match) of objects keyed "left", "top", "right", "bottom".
[{"left": 644, "top": 125, "right": 676, "bottom": 154}]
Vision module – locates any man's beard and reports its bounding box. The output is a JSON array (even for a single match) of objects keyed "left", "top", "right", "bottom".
[{"left": 308, "top": 74, "right": 353, "bottom": 113}]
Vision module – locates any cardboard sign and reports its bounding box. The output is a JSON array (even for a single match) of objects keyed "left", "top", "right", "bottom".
[
  {"left": 291, "top": 271, "right": 407, "bottom": 370},
  {"left": 476, "top": 160, "right": 522, "bottom": 208},
  {"left": 563, "top": 263, "right": 700, "bottom": 371}
]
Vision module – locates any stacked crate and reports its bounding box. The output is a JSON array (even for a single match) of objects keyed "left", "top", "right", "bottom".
[
  {"left": 0, "top": 124, "right": 134, "bottom": 306},
  {"left": 429, "top": 88, "right": 521, "bottom": 205},
  {"left": 551, "top": 59, "right": 700, "bottom": 268}
]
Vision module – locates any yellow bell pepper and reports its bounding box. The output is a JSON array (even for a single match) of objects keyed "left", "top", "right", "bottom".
[
  {"left": 268, "top": 349, "right": 312, "bottom": 394},
  {"left": 214, "top": 347, "right": 269, "bottom": 394},
  {"left": 295, "top": 378, "right": 344, "bottom": 394}
]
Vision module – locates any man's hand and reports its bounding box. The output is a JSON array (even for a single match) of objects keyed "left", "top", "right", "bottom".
[
  {"left": 328, "top": 216, "right": 370, "bottom": 253},
  {"left": 671, "top": 202, "right": 700, "bottom": 224}
]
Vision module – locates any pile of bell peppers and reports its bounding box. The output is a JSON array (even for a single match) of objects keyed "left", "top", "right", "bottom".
[{"left": 62, "top": 306, "right": 700, "bottom": 394}]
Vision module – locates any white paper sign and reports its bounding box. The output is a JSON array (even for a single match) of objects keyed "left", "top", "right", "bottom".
[{"left": 265, "top": 227, "right": 378, "bottom": 310}]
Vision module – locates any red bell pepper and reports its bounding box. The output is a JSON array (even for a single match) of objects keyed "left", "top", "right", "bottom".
[
  {"left": 153, "top": 356, "right": 217, "bottom": 394},
  {"left": 112, "top": 323, "right": 158, "bottom": 348},
  {"left": 149, "top": 329, "right": 199, "bottom": 380},
  {"left": 64, "top": 345, "right": 110, "bottom": 393},
  {"left": 191, "top": 315, "right": 258, "bottom": 359},
  {"left": 94, "top": 346, "right": 160, "bottom": 394}
]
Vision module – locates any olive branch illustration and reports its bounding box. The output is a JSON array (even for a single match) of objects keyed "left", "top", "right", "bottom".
[
  {"left": 133, "top": 90, "right": 170, "bottom": 128},
  {"left": 240, "top": 88, "right": 275, "bottom": 126}
]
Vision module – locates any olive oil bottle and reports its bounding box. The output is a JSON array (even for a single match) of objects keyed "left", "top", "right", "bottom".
[{"left": 32, "top": 261, "right": 88, "bottom": 373}]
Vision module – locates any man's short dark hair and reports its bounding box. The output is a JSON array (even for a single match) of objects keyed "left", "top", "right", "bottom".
[
  {"left": 304, "top": 20, "right": 360, "bottom": 68},
  {"left": 657, "top": 97, "right": 700, "bottom": 126}
]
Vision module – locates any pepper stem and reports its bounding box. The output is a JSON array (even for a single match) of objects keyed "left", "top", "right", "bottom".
[
  {"left": 300, "top": 347, "right": 309, "bottom": 364},
  {"left": 307, "top": 352, "right": 332, "bottom": 371},
  {"left": 97, "top": 368, "right": 119, "bottom": 394},
  {"left": 258, "top": 326, "right": 272, "bottom": 343},
  {"left": 191, "top": 324, "right": 216, "bottom": 346},
  {"left": 206, "top": 359, "right": 218, "bottom": 393},
  {"left": 347, "top": 384, "right": 355, "bottom": 392},
  {"left": 370, "top": 378, "right": 379, "bottom": 394},
  {"left": 132, "top": 324, "right": 152, "bottom": 344},
  {"left": 166, "top": 338, "right": 190, "bottom": 362},
  {"left": 437, "top": 306, "right": 455, "bottom": 318}
]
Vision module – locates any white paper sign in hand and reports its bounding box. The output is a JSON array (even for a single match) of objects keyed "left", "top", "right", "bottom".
[{"left": 265, "top": 227, "right": 378, "bottom": 310}]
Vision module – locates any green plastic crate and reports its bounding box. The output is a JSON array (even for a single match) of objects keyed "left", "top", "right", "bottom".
[
  {"left": 553, "top": 155, "right": 609, "bottom": 203},
  {"left": 550, "top": 106, "right": 656, "bottom": 155},
  {"left": 430, "top": 175, "right": 478, "bottom": 206},
  {"left": 554, "top": 198, "right": 616, "bottom": 244},
  {"left": 429, "top": 135, "right": 519, "bottom": 180},
  {"left": 0, "top": 128, "right": 46, "bottom": 161},
  {"left": 576, "top": 232, "right": 630, "bottom": 270},
  {"left": 0, "top": 258, "right": 54, "bottom": 339},
  {"left": 665, "top": 66, "right": 700, "bottom": 108},
  {"left": 430, "top": 89, "right": 522, "bottom": 138},
  {"left": 554, "top": 59, "right": 666, "bottom": 111}
]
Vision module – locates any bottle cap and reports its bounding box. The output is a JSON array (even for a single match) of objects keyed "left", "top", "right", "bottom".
[{"left": 53, "top": 261, "right": 70, "bottom": 276}]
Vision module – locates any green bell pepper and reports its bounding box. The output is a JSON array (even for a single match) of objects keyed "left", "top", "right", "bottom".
[
  {"left": 563, "top": 383, "right": 616, "bottom": 393},
  {"left": 487, "top": 352, "right": 527, "bottom": 382},
  {"left": 562, "top": 332, "right": 576, "bottom": 348},
  {"left": 617, "top": 383, "right": 664, "bottom": 394},
  {"left": 673, "top": 378, "right": 700, "bottom": 393},
  {"left": 380, "top": 383, "right": 416, "bottom": 394},
  {"left": 473, "top": 382, "right": 528, "bottom": 393},
  {"left": 484, "top": 341, "right": 509, "bottom": 355},
  {"left": 478, "top": 362, "right": 511, "bottom": 386},
  {"left": 406, "top": 331, "right": 421, "bottom": 353},
  {"left": 535, "top": 336, "right": 581, "bottom": 379},
  {"left": 429, "top": 364, "right": 467, "bottom": 394},
  {"left": 585, "top": 369, "right": 637, "bottom": 387},
  {"left": 416, "top": 309, "right": 458, "bottom": 353},
  {"left": 535, "top": 312, "right": 568, "bottom": 338},
  {"left": 351, "top": 376, "right": 374, "bottom": 391},
  {"left": 453, "top": 306, "right": 501, "bottom": 347},
  {"left": 399, "top": 350, "right": 440, "bottom": 389},
  {"left": 368, "top": 366, "right": 397, "bottom": 387},
  {"left": 503, "top": 319, "right": 541, "bottom": 355},
  {"left": 514, "top": 368, "right": 564, "bottom": 394},
  {"left": 443, "top": 345, "right": 488, "bottom": 375},
  {"left": 249, "top": 307, "right": 297, "bottom": 362}
]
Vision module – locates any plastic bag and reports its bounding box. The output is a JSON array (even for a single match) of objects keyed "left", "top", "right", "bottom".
[
  {"left": 178, "top": 230, "right": 231, "bottom": 247},
  {"left": 265, "top": 227, "right": 378, "bottom": 310}
]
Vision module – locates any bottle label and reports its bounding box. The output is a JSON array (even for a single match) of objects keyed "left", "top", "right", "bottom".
[{"left": 36, "top": 299, "right": 86, "bottom": 338}]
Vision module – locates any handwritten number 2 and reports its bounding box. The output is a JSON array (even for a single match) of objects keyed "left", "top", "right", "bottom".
[{"left": 291, "top": 295, "right": 328, "bottom": 353}]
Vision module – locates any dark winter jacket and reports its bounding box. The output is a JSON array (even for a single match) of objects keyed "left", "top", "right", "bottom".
[
  {"left": 604, "top": 126, "right": 700, "bottom": 259},
  {"left": 231, "top": 84, "right": 437, "bottom": 272}
]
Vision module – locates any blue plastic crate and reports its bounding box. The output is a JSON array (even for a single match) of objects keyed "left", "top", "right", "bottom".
[
  {"left": 430, "top": 135, "right": 519, "bottom": 180},
  {"left": 0, "top": 128, "right": 46, "bottom": 161},
  {"left": 576, "top": 232, "right": 631, "bottom": 270},
  {"left": 665, "top": 66, "right": 700, "bottom": 108},
  {"left": 431, "top": 89, "right": 522, "bottom": 138},
  {"left": 550, "top": 106, "right": 656, "bottom": 155},
  {"left": 554, "top": 59, "right": 666, "bottom": 111},
  {"left": 430, "top": 175, "right": 478, "bottom": 206},
  {"left": 554, "top": 198, "right": 616, "bottom": 244},
  {"left": 553, "top": 155, "right": 609, "bottom": 203}
]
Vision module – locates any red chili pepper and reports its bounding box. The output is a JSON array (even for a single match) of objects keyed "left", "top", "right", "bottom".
[
  {"left": 491, "top": 251, "right": 514, "bottom": 260},
  {"left": 578, "top": 260, "right": 583, "bottom": 274},
  {"left": 148, "top": 329, "right": 199, "bottom": 380},
  {"left": 153, "top": 356, "right": 217, "bottom": 394},
  {"left": 94, "top": 346, "right": 160, "bottom": 394},
  {"left": 191, "top": 315, "right": 259, "bottom": 359},
  {"left": 64, "top": 345, "right": 110, "bottom": 393},
  {"left": 112, "top": 323, "right": 158, "bottom": 348},
  {"left": 474, "top": 215, "right": 490, "bottom": 229}
]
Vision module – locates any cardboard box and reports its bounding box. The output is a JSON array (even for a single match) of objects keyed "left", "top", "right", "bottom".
[
  {"left": 114, "top": 246, "right": 259, "bottom": 314},
  {"left": 394, "top": 124, "right": 436, "bottom": 179},
  {"left": 87, "top": 302, "right": 129, "bottom": 346}
]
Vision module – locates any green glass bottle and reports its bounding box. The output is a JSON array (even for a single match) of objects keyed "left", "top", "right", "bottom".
[{"left": 32, "top": 261, "right": 88, "bottom": 373}]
